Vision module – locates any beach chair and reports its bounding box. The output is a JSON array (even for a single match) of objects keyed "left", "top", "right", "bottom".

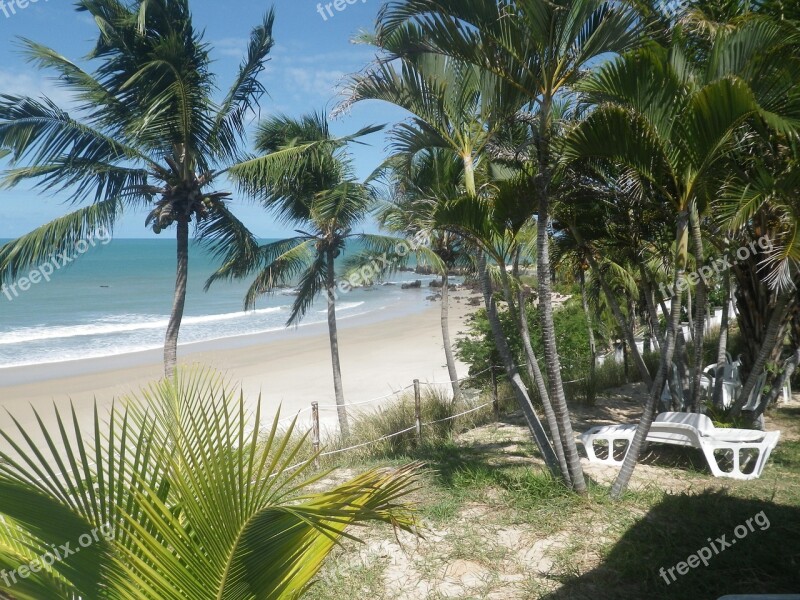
[
  {"left": 580, "top": 412, "right": 780, "bottom": 480},
  {"left": 704, "top": 357, "right": 742, "bottom": 407}
]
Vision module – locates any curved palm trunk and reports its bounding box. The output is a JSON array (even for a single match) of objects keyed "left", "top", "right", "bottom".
[
  {"left": 688, "top": 203, "right": 708, "bottom": 411},
  {"left": 730, "top": 294, "right": 791, "bottom": 418},
  {"left": 517, "top": 286, "right": 572, "bottom": 486},
  {"left": 579, "top": 268, "right": 597, "bottom": 384},
  {"left": 641, "top": 269, "right": 664, "bottom": 348},
  {"left": 479, "top": 255, "right": 560, "bottom": 477},
  {"left": 440, "top": 273, "right": 462, "bottom": 402},
  {"left": 164, "top": 218, "right": 189, "bottom": 378},
  {"left": 712, "top": 269, "right": 731, "bottom": 407},
  {"left": 575, "top": 230, "right": 652, "bottom": 388},
  {"left": 538, "top": 205, "right": 586, "bottom": 493},
  {"left": 326, "top": 250, "right": 350, "bottom": 439},
  {"left": 756, "top": 347, "right": 800, "bottom": 420},
  {"left": 611, "top": 211, "right": 689, "bottom": 499}
]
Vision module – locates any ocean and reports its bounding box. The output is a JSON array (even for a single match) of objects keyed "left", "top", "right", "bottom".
[{"left": 0, "top": 238, "right": 438, "bottom": 369}]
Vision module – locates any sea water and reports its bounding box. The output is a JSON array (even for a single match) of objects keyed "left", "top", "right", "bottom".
[{"left": 0, "top": 238, "right": 438, "bottom": 369}]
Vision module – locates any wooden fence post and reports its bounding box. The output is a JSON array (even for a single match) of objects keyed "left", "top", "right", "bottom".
[
  {"left": 414, "top": 379, "right": 422, "bottom": 441},
  {"left": 311, "top": 401, "right": 320, "bottom": 468},
  {"left": 491, "top": 366, "right": 500, "bottom": 420}
]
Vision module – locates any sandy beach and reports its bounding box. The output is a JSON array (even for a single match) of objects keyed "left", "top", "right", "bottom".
[{"left": 0, "top": 292, "right": 479, "bottom": 444}]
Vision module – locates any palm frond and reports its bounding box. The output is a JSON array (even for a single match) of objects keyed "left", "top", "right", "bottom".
[{"left": 0, "top": 199, "right": 121, "bottom": 284}]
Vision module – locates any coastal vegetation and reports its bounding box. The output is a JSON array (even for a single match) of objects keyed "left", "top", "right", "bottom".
[{"left": 0, "top": 0, "right": 798, "bottom": 597}]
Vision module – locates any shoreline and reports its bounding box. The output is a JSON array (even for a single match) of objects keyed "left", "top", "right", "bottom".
[
  {"left": 0, "top": 290, "right": 435, "bottom": 386},
  {"left": 0, "top": 292, "right": 480, "bottom": 440}
]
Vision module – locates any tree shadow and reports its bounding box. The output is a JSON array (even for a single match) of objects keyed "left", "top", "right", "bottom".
[{"left": 540, "top": 491, "right": 800, "bottom": 599}]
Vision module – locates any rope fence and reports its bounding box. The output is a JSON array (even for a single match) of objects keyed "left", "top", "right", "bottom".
[
  {"left": 267, "top": 363, "right": 589, "bottom": 473},
  {"left": 270, "top": 366, "right": 516, "bottom": 470}
]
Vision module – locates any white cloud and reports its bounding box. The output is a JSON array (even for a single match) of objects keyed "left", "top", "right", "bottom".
[
  {"left": 215, "top": 37, "right": 250, "bottom": 60},
  {"left": 0, "top": 69, "right": 82, "bottom": 110}
]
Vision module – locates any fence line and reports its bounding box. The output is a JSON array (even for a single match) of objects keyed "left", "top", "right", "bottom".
[
  {"left": 263, "top": 363, "right": 591, "bottom": 477},
  {"left": 316, "top": 384, "right": 415, "bottom": 410},
  {"left": 318, "top": 426, "right": 419, "bottom": 458},
  {"left": 424, "top": 402, "right": 493, "bottom": 425},
  {"left": 417, "top": 365, "right": 497, "bottom": 387},
  {"left": 314, "top": 366, "right": 502, "bottom": 411}
]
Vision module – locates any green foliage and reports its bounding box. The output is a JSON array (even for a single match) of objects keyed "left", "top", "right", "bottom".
[
  {"left": 456, "top": 299, "right": 595, "bottom": 386},
  {"left": 0, "top": 368, "right": 419, "bottom": 599},
  {"left": 327, "top": 386, "right": 511, "bottom": 462}
]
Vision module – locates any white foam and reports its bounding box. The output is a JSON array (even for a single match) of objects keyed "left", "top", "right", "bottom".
[{"left": 0, "top": 306, "right": 286, "bottom": 346}]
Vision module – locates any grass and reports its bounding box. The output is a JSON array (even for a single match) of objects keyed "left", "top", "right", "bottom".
[
  {"left": 285, "top": 383, "right": 800, "bottom": 599},
  {"left": 263, "top": 368, "right": 800, "bottom": 599}
]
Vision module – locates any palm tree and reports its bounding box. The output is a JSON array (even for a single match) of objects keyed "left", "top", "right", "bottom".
[
  {"left": 720, "top": 133, "right": 800, "bottom": 417},
  {"left": 0, "top": 0, "right": 278, "bottom": 377},
  {"left": 564, "top": 16, "right": 800, "bottom": 497},
  {"left": 370, "top": 0, "right": 646, "bottom": 494},
  {"left": 344, "top": 47, "right": 567, "bottom": 481},
  {"left": 375, "top": 149, "right": 471, "bottom": 402},
  {"left": 208, "top": 113, "right": 386, "bottom": 439},
  {"left": 0, "top": 368, "right": 418, "bottom": 598}
]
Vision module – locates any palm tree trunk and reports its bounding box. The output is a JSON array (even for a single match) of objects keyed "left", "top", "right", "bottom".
[
  {"left": 479, "top": 255, "right": 560, "bottom": 477},
  {"left": 164, "top": 218, "right": 189, "bottom": 378},
  {"left": 501, "top": 253, "right": 571, "bottom": 482},
  {"left": 514, "top": 281, "right": 572, "bottom": 486},
  {"left": 326, "top": 250, "right": 350, "bottom": 439},
  {"left": 688, "top": 202, "right": 708, "bottom": 411},
  {"left": 641, "top": 269, "right": 664, "bottom": 347},
  {"left": 611, "top": 211, "right": 689, "bottom": 499},
  {"left": 537, "top": 204, "right": 586, "bottom": 493},
  {"left": 579, "top": 267, "right": 597, "bottom": 383},
  {"left": 712, "top": 269, "right": 731, "bottom": 407},
  {"left": 755, "top": 347, "right": 799, "bottom": 419},
  {"left": 687, "top": 283, "right": 693, "bottom": 340},
  {"left": 440, "top": 272, "right": 461, "bottom": 402},
  {"left": 730, "top": 294, "right": 791, "bottom": 417},
  {"left": 577, "top": 232, "right": 652, "bottom": 388}
]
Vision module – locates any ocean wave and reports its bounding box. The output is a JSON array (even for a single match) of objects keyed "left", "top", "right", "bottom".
[
  {"left": 316, "top": 301, "right": 365, "bottom": 314},
  {"left": 0, "top": 306, "right": 287, "bottom": 346}
]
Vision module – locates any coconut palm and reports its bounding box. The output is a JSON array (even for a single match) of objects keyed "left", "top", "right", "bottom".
[
  {"left": 369, "top": 0, "right": 647, "bottom": 494},
  {"left": 208, "top": 113, "right": 387, "bottom": 439},
  {"left": 373, "top": 149, "right": 471, "bottom": 402},
  {"left": 0, "top": 0, "right": 282, "bottom": 377},
  {"left": 344, "top": 47, "right": 569, "bottom": 482},
  {"left": 0, "top": 368, "right": 418, "bottom": 599},
  {"left": 720, "top": 135, "right": 800, "bottom": 417},
  {"left": 564, "top": 16, "right": 800, "bottom": 497}
]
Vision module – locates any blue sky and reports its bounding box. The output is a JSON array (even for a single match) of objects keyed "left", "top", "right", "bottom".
[{"left": 0, "top": 0, "right": 407, "bottom": 238}]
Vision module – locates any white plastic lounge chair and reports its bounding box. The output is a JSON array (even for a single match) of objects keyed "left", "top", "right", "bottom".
[
  {"left": 704, "top": 358, "right": 742, "bottom": 407},
  {"left": 580, "top": 412, "right": 780, "bottom": 480}
]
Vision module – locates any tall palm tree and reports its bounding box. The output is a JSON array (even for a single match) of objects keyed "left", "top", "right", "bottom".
[
  {"left": 344, "top": 47, "right": 565, "bottom": 481},
  {"left": 376, "top": 149, "right": 471, "bottom": 402},
  {"left": 0, "top": 0, "right": 279, "bottom": 377},
  {"left": 370, "top": 0, "right": 646, "bottom": 494},
  {"left": 564, "top": 17, "right": 800, "bottom": 497},
  {"left": 0, "top": 368, "right": 418, "bottom": 598},
  {"left": 721, "top": 135, "right": 800, "bottom": 416},
  {"left": 208, "top": 113, "right": 386, "bottom": 439}
]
